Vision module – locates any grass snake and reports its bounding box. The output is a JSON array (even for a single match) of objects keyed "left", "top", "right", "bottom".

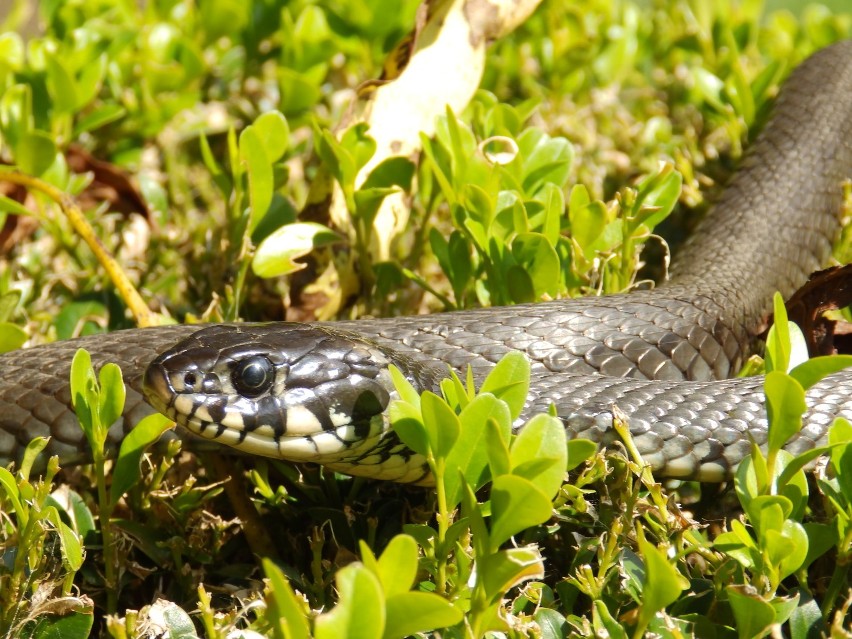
[{"left": 2, "top": 42, "right": 852, "bottom": 483}]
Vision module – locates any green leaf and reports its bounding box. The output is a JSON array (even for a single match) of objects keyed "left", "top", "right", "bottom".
[
  {"left": 155, "top": 600, "right": 196, "bottom": 639},
  {"left": 765, "top": 293, "right": 791, "bottom": 373},
  {"left": 829, "top": 417, "right": 852, "bottom": 498},
  {"left": 631, "top": 163, "right": 681, "bottom": 231},
  {"left": 46, "top": 55, "right": 78, "bottom": 113},
  {"left": 788, "top": 588, "right": 823, "bottom": 639},
  {"left": 569, "top": 199, "right": 609, "bottom": 260},
  {"left": 389, "top": 401, "right": 429, "bottom": 458},
  {"left": 764, "top": 371, "right": 806, "bottom": 453},
  {"left": 0, "top": 321, "right": 27, "bottom": 353},
  {"left": 314, "top": 564, "right": 385, "bottom": 639},
  {"left": 726, "top": 585, "right": 775, "bottom": 639},
  {"left": 444, "top": 393, "right": 512, "bottom": 508},
  {"left": 240, "top": 125, "right": 274, "bottom": 233},
  {"left": 110, "top": 413, "right": 174, "bottom": 507},
  {"left": 252, "top": 222, "right": 342, "bottom": 278},
  {"left": 253, "top": 111, "right": 290, "bottom": 162},
  {"left": 635, "top": 525, "right": 689, "bottom": 633},
  {"left": 70, "top": 349, "right": 97, "bottom": 443},
  {"left": 375, "top": 535, "right": 418, "bottom": 596},
  {"left": 43, "top": 507, "right": 84, "bottom": 571},
  {"left": 511, "top": 232, "right": 560, "bottom": 298},
  {"left": 16, "top": 130, "right": 58, "bottom": 176},
  {"left": 768, "top": 521, "right": 808, "bottom": 580},
  {"left": 0, "top": 194, "right": 32, "bottom": 217},
  {"left": 479, "top": 351, "right": 530, "bottom": 421},
  {"left": 388, "top": 365, "right": 421, "bottom": 408},
  {"left": 477, "top": 546, "right": 544, "bottom": 604},
  {"left": 97, "top": 363, "right": 125, "bottom": 434},
  {"left": 566, "top": 439, "right": 597, "bottom": 472},
  {"left": 420, "top": 391, "right": 460, "bottom": 460},
  {"left": 489, "top": 474, "right": 552, "bottom": 550},
  {"left": 510, "top": 413, "right": 567, "bottom": 500},
  {"left": 340, "top": 122, "right": 376, "bottom": 174},
  {"left": 790, "top": 355, "right": 852, "bottom": 390},
  {"left": 592, "top": 600, "right": 629, "bottom": 639},
  {"left": 361, "top": 156, "right": 415, "bottom": 192},
  {"left": 72, "top": 104, "right": 127, "bottom": 137},
  {"left": 0, "top": 466, "right": 24, "bottom": 517},
  {"left": 22, "top": 601, "right": 94, "bottom": 639},
  {"left": 263, "top": 558, "right": 310, "bottom": 639},
  {"left": 383, "top": 592, "right": 462, "bottom": 639}
]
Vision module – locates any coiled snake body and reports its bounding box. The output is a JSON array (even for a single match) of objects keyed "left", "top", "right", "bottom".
[{"left": 2, "top": 43, "right": 852, "bottom": 483}]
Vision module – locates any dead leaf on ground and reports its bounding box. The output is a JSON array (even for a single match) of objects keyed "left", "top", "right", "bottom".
[{"left": 784, "top": 264, "right": 852, "bottom": 356}]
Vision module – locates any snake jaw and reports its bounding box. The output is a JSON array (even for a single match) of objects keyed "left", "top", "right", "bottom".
[{"left": 141, "top": 323, "right": 419, "bottom": 470}]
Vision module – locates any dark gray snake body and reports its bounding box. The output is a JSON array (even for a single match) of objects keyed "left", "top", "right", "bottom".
[{"left": 2, "top": 42, "right": 852, "bottom": 482}]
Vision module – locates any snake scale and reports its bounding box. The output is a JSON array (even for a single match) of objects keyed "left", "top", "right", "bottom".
[{"left": 2, "top": 42, "right": 852, "bottom": 483}]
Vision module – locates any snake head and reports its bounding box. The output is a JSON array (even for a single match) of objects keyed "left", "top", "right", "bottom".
[{"left": 143, "top": 323, "right": 420, "bottom": 472}]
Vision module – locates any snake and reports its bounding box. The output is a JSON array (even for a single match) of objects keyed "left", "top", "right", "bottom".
[{"left": 2, "top": 41, "right": 852, "bottom": 484}]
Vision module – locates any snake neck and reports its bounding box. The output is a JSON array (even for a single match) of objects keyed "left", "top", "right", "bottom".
[{"left": 668, "top": 41, "right": 852, "bottom": 335}]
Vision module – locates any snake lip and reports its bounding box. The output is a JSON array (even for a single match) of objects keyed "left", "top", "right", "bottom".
[{"left": 142, "top": 360, "right": 174, "bottom": 417}]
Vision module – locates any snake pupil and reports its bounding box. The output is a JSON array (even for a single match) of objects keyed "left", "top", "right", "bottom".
[{"left": 233, "top": 356, "right": 275, "bottom": 398}]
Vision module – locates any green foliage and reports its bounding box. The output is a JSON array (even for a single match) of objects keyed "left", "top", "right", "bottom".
[{"left": 2, "top": 0, "right": 852, "bottom": 636}]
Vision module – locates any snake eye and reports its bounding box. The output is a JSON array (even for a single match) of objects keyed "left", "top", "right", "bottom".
[{"left": 232, "top": 356, "right": 275, "bottom": 398}]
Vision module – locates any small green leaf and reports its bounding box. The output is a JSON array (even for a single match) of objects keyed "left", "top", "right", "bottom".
[
  {"left": 263, "top": 558, "right": 310, "bottom": 639},
  {"left": 765, "top": 292, "right": 792, "bottom": 373},
  {"left": 375, "top": 535, "right": 418, "bottom": 596},
  {"left": 444, "top": 393, "right": 512, "bottom": 508},
  {"left": 0, "top": 195, "right": 32, "bottom": 217},
  {"left": 110, "top": 413, "right": 174, "bottom": 507},
  {"left": 240, "top": 125, "right": 274, "bottom": 233},
  {"left": 155, "top": 600, "right": 196, "bottom": 639},
  {"left": 383, "top": 592, "right": 462, "bottom": 639},
  {"left": 788, "top": 588, "right": 823, "bottom": 639},
  {"left": 388, "top": 365, "right": 421, "bottom": 407},
  {"left": 389, "top": 401, "right": 429, "bottom": 457},
  {"left": 479, "top": 351, "right": 530, "bottom": 421},
  {"left": 97, "top": 363, "right": 125, "bottom": 434},
  {"left": 634, "top": 524, "right": 689, "bottom": 633},
  {"left": 73, "top": 103, "right": 126, "bottom": 137},
  {"left": 592, "top": 601, "right": 629, "bottom": 638},
  {"left": 510, "top": 413, "right": 566, "bottom": 500},
  {"left": 566, "top": 439, "right": 597, "bottom": 472},
  {"left": 361, "top": 156, "right": 415, "bottom": 192},
  {"left": 829, "top": 417, "right": 852, "bottom": 498},
  {"left": 420, "top": 391, "right": 460, "bottom": 460},
  {"left": 489, "top": 474, "right": 552, "bottom": 550},
  {"left": 252, "top": 222, "right": 342, "bottom": 278},
  {"left": 0, "top": 467, "right": 23, "bottom": 516},
  {"left": 253, "top": 111, "right": 290, "bottom": 162},
  {"left": 511, "top": 232, "right": 560, "bottom": 298},
  {"left": 726, "top": 586, "right": 775, "bottom": 639},
  {"left": 340, "top": 122, "right": 376, "bottom": 174},
  {"left": 790, "top": 355, "right": 852, "bottom": 390},
  {"left": 16, "top": 130, "right": 58, "bottom": 176},
  {"left": 70, "top": 349, "right": 97, "bottom": 441},
  {"left": 23, "top": 601, "right": 94, "bottom": 638},
  {"left": 477, "top": 546, "right": 544, "bottom": 604},
  {"left": 46, "top": 55, "right": 78, "bottom": 113},
  {"left": 314, "top": 564, "right": 385, "bottom": 639},
  {"left": 43, "top": 507, "right": 84, "bottom": 571},
  {"left": 764, "top": 371, "right": 806, "bottom": 453},
  {"left": 0, "top": 322, "right": 27, "bottom": 353}
]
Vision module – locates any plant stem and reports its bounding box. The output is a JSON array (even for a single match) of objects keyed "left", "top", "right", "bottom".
[
  {"left": 434, "top": 460, "right": 449, "bottom": 596},
  {"left": 94, "top": 447, "right": 117, "bottom": 614}
]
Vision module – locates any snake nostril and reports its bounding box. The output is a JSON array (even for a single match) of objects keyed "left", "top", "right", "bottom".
[{"left": 184, "top": 372, "right": 198, "bottom": 388}]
